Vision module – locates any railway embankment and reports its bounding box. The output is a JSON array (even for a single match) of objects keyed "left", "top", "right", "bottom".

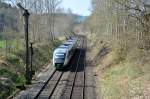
[
  {"left": 87, "top": 33, "right": 150, "bottom": 99},
  {"left": 0, "top": 41, "right": 60, "bottom": 99}
]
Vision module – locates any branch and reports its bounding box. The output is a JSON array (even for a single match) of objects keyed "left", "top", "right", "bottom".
[
  {"left": 114, "top": 0, "right": 142, "bottom": 12},
  {"left": 129, "top": 14, "right": 150, "bottom": 32}
]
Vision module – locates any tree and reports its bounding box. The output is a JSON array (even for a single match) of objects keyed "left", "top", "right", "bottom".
[{"left": 87, "top": 0, "right": 150, "bottom": 50}]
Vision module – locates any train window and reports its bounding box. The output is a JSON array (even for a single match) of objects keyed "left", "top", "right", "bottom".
[{"left": 55, "top": 54, "right": 65, "bottom": 58}]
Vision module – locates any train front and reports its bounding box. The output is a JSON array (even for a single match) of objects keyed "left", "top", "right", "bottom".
[{"left": 53, "top": 48, "right": 67, "bottom": 69}]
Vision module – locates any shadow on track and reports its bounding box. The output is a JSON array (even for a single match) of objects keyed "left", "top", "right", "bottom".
[{"left": 58, "top": 48, "right": 85, "bottom": 72}]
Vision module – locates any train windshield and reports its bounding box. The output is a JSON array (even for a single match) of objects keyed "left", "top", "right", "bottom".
[{"left": 55, "top": 53, "right": 66, "bottom": 58}]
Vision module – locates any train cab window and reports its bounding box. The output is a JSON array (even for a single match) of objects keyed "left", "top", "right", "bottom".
[{"left": 55, "top": 53, "right": 66, "bottom": 59}]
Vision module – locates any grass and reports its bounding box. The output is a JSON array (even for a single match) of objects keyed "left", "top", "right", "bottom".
[
  {"left": 97, "top": 48, "right": 150, "bottom": 99},
  {"left": 0, "top": 40, "right": 5, "bottom": 48},
  {"left": 7, "top": 53, "right": 24, "bottom": 68},
  {"left": 87, "top": 32, "right": 150, "bottom": 99},
  {"left": 100, "top": 61, "right": 146, "bottom": 99},
  {"left": 0, "top": 39, "right": 19, "bottom": 49},
  {"left": 32, "top": 41, "right": 60, "bottom": 71},
  {"left": 0, "top": 68, "right": 26, "bottom": 85}
]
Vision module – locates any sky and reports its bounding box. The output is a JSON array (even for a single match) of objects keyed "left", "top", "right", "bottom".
[{"left": 61, "top": 0, "right": 92, "bottom": 16}]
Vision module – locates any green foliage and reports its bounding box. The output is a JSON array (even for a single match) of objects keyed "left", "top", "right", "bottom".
[
  {"left": 0, "top": 67, "right": 26, "bottom": 98},
  {"left": 0, "top": 82, "right": 16, "bottom": 99},
  {"left": 32, "top": 42, "right": 59, "bottom": 71},
  {"left": 0, "top": 39, "right": 19, "bottom": 49},
  {"left": 0, "top": 39, "right": 60, "bottom": 98},
  {"left": 0, "top": 68, "right": 25, "bottom": 85},
  {"left": 0, "top": 40, "right": 5, "bottom": 48},
  {"left": 7, "top": 53, "right": 24, "bottom": 67}
]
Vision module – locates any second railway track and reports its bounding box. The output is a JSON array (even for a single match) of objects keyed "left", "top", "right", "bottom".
[{"left": 60, "top": 36, "right": 86, "bottom": 99}]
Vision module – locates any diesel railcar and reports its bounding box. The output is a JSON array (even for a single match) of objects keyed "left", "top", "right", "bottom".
[{"left": 53, "top": 38, "right": 77, "bottom": 69}]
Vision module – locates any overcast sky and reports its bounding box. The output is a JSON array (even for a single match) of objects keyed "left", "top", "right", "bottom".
[{"left": 61, "top": 0, "right": 92, "bottom": 16}]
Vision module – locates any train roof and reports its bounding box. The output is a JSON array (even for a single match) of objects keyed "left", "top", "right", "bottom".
[
  {"left": 58, "top": 45, "right": 70, "bottom": 48},
  {"left": 63, "top": 42, "right": 74, "bottom": 46},
  {"left": 54, "top": 37, "right": 77, "bottom": 54},
  {"left": 68, "top": 38, "right": 77, "bottom": 41},
  {"left": 67, "top": 41, "right": 75, "bottom": 44}
]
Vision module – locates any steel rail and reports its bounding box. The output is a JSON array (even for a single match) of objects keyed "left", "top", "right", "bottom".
[
  {"left": 83, "top": 37, "right": 86, "bottom": 99},
  {"left": 69, "top": 37, "right": 85, "bottom": 99},
  {"left": 48, "top": 72, "right": 64, "bottom": 99},
  {"left": 34, "top": 69, "right": 57, "bottom": 99}
]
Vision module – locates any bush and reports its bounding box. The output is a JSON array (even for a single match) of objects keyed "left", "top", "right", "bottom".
[{"left": 0, "top": 68, "right": 25, "bottom": 85}]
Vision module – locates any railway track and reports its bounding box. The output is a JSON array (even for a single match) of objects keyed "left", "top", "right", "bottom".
[
  {"left": 33, "top": 70, "right": 63, "bottom": 99},
  {"left": 31, "top": 36, "right": 86, "bottom": 99},
  {"left": 60, "top": 37, "right": 86, "bottom": 99}
]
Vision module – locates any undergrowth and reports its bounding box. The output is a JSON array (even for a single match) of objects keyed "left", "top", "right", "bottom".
[
  {"left": 0, "top": 40, "right": 60, "bottom": 99},
  {"left": 97, "top": 47, "right": 150, "bottom": 99}
]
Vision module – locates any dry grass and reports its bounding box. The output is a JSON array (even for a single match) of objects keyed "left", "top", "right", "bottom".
[
  {"left": 96, "top": 48, "right": 150, "bottom": 99},
  {"left": 100, "top": 48, "right": 123, "bottom": 69},
  {"left": 58, "top": 36, "right": 66, "bottom": 41},
  {"left": 86, "top": 33, "right": 107, "bottom": 61}
]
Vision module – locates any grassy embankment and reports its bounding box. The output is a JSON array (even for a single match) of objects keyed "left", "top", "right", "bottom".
[
  {"left": 0, "top": 39, "right": 61, "bottom": 98},
  {"left": 87, "top": 34, "right": 150, "bottom": 99},
  {"left": 0, "top": 40, "right": 6, "bottom": 48}
]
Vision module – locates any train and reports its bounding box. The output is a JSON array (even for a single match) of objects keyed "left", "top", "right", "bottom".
[{"left": 53, "top": 38, "right": 77, "bottom": 70}]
